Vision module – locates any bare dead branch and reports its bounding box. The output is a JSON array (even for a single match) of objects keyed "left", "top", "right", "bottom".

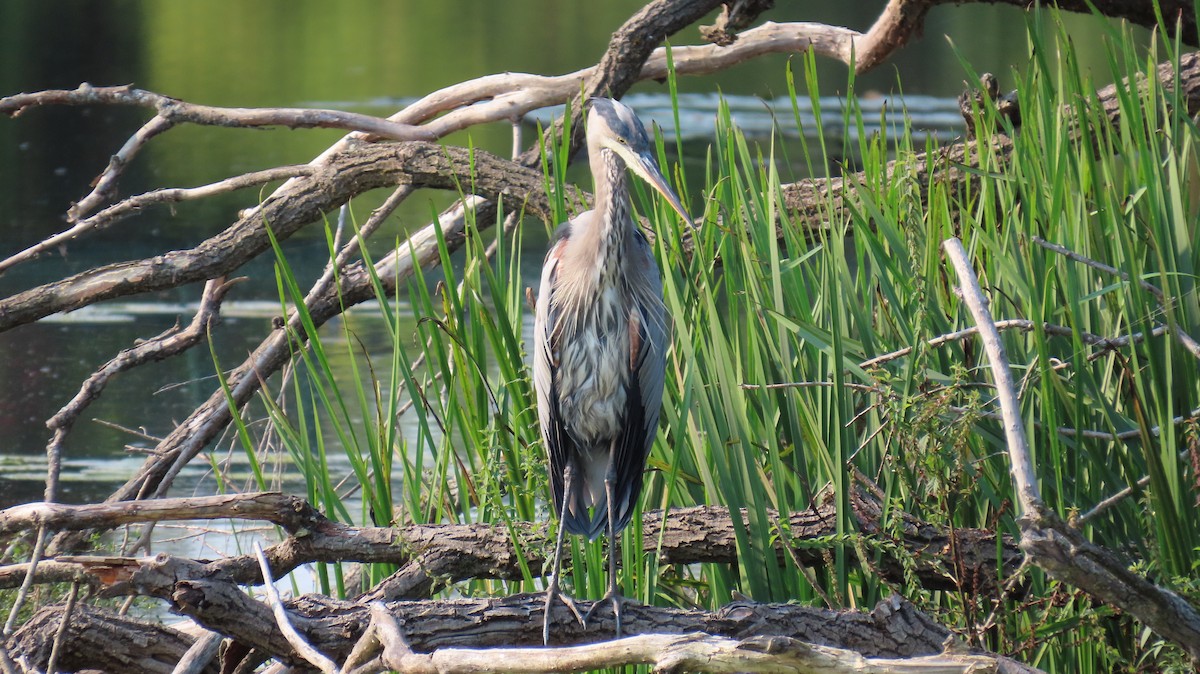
[
  {"left": 4, "top": 492, "right": 1020, "bottom": 600},
  {"left": 0, "top": 493, "right": 324, "bottom": 537},
  {"left": 377, "top": 631, "right": 1024, "bottom": 674},
  {"left": 8, "top": 591, "right": 1028, "bottom": 674},
  {"left": 0, "top": 166, "right": 316, "bottom": 274},
  {"left": 72, "top": 114, "right": 175, "bottom": 222},
  {"left": 0, "top": 83, "right": 437, "bottom": 141},
  {"left": 0, "top": 141, "right": 570, "bottom": 333},
  {"left": 1, "top": 526, "right": 46, "bottom": 637},
  {"left": 44, "top": 581, "right": 79, "bottom": 674},
  {"left": 943, "top": 238, "right": 1041, "bottom": 512},
  {"left": 1031, "top": 235, "right": 1200, "bottom": 359},
  {"left": 254, "top": 541, "right": 339, "bottom": 674},
  {"left": 163, "top": 574, "right": 962, "bottom": 664},
  {"left": 2, "top": 13, "right": 861, "bottom": 231},
  {"left": 942, "top": 236, "right": 1200, "bottom": 662},
  {"left": 858, "top": 317, "right": 1162, "bottom": 370},
  {"left": 43, "top": 277, "right": 238, "bottom": 507}
]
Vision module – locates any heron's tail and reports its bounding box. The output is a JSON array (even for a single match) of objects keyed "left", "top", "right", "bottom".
[
  {"left": 562, "top": 499, "right": 608, "bottom": 540},
  {"left": 551, "top": 442, "right": 638, "bottom": 539},
  {"left": 561, "top": 492, "right": 639, "bottom": 540}
]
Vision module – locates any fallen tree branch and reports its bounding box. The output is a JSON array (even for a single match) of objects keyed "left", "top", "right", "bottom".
[
  {"left": 7, "top": 603, "right": 213, "bottom": 674},
  {"left": 942, "top": 236, "right": 1200, "bottom": 662},
  {"left": 0, "top": 141, "right": 571, "bottom": 332},
  {"left": 0, "top": 492, "right": 1021, "bottom": 597},
  {"left": 373, "top": 631, "right": 1025, "bottom": 674},
  {"left": 0, "top": 83, "right": 438, "bottom": 141},
  {"left": 0, "top": 166, "right": 315, "bottom": 274},
  {"left": 161, "top": 580, "right": 962, "bottom": 663},
  {"left": 6, "top": 595, "right": 1040, "bottom": 674}
]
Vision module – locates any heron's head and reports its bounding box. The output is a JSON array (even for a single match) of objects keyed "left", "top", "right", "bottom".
[{"left": 586, "top": 97, "right": 692, "bottom": 224}]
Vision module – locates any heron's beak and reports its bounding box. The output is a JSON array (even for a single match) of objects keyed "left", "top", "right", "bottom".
[{"left": 627, "top": 150, "right": 693, "bottom": 225}]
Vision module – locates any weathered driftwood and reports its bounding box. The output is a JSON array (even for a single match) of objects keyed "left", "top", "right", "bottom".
[
  {"left": 8, "top": 598, "right": 1042, "bottom": 674},
  {"left": 0, "top": 491, "right": 1021, "bottom": 599}
]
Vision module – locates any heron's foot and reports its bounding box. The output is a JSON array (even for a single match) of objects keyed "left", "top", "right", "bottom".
[
  {"left": 582, "top": 589, "right": 625, "bottom": 638},
  {"left": 542, "top": 584, "right": 585, "bottom": 645}
]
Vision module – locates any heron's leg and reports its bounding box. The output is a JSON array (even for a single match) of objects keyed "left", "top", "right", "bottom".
[
  {"left": 544, "top": 463, "right": 584, "bottom": 645},
  {"left": 604, "top": 473, "right": 623, "bottom": 637},
  {"left": 583, "top": 452, "right": 624, "bottom": 638}
]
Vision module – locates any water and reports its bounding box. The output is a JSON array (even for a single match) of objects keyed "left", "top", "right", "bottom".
[{"left": 0, "top": 2, "right": 1139, "bottom": 519}]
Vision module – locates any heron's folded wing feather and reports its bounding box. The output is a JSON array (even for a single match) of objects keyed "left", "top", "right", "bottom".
[{"left": 534, "top": 228, "right": 571, "bottom": 516}]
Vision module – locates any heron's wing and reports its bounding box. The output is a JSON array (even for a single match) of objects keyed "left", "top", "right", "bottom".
[
  {"left": 610, "top": 231, "right": 668, "bottom": 533},
  {"left": 533, "top": 223, "right": 571, "bottom": 519}
]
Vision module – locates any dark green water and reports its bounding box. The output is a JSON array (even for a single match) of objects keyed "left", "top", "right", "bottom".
[{"left": 0, "top": 1, "right": 1139, "bottom": 506}]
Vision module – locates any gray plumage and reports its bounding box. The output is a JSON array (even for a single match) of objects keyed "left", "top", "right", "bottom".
[{"left": 534, "top": 97, "right": 691, "bottom": 643}]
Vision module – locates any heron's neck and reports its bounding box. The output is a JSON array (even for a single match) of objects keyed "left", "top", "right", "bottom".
[{"left": 590, "top": 148, "right": 631, "bottom": 262}]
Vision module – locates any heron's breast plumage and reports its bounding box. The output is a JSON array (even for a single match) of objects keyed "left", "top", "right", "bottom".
[{"left": 554, "top": 292, "right": 634, "bottom": 444}]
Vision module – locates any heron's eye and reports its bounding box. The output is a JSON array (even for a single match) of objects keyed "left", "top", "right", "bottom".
[{"left": 617, "top": 137, "right": 628, "bottom": 145}]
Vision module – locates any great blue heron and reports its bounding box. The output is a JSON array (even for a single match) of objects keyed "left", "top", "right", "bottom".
[{"left": 533, "top": 97, "right": 691, "bottom": 644}]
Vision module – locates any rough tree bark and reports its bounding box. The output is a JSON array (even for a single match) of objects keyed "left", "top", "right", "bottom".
[{"left": 0, "top": 492, "right": 1021, "bottom": 598}]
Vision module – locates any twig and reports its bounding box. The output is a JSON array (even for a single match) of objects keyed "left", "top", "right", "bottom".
[
  {"left": 0, "top": 166, "right": 316, "bottom": 273},
  {"left": 71, "top": 114, "right": 174, "bottom": 222},
  {"left": 253, "top": 541, "right": 339, "bottom": 674},
  {"left": 948, "top": 404, "right": 1200, "bottom": 443},
  {"left": 859, "top": 318, "right": 1161, "bottom": 370},
  {"left": 744, "top": 375, "right": 1200, "bottom": 445},
  {"left": 1032, "top": 235, "right": 1200, "bottom": 358},
  {"left": 942, "top": 237, "right": 1042, "bottom": 514},
  {"left": 42, "top": 277, "right": 237, "bottom": 506},
  {"left": 2, "top": 525, "right": 48, "bottom": 636},
  {"left": 1031, "top": 236, "right": 1163, "bottom": 302},
  {"left": 45, "top": 581, "right": 80, "bottom": 674},
  {"left": 739, "top": 381, "right": 882, "bottom": 393},
  {"left": 1077, "top": 476, "right": 1152, "bottom": 525},
  {"left": 309, "top": 185, "right": 414, "bottom": 306},
  {"left": 0, "top": 84, "right": 437, "bottom": 141}
]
